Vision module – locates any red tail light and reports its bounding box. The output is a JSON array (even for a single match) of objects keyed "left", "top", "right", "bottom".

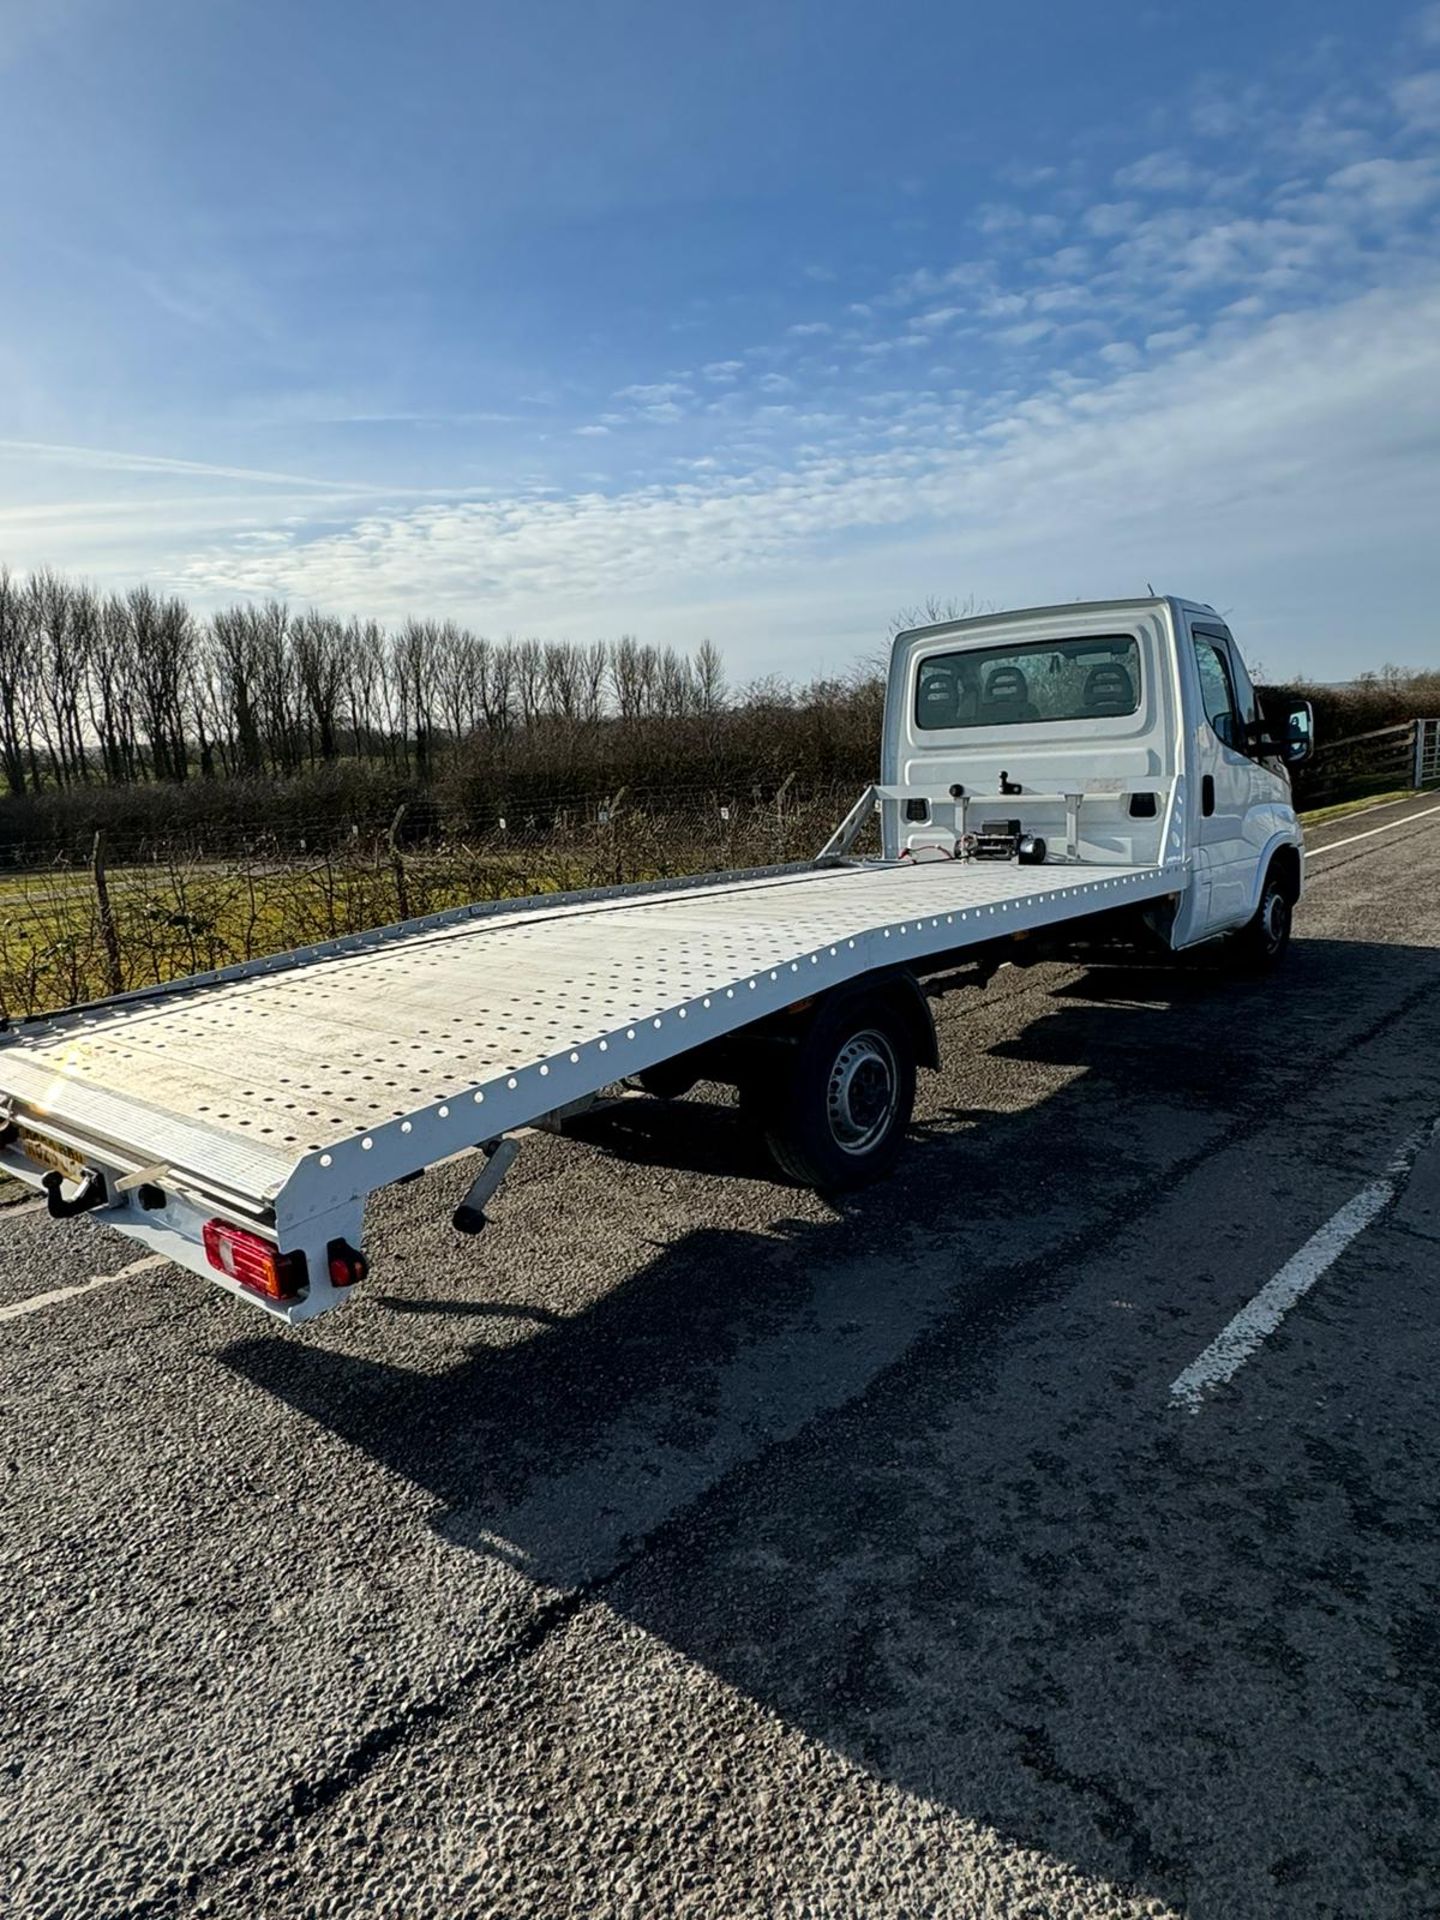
[
  {"left": 203, "top": 1220, "right": 307, "bottom": 1301},
  {"left": 327, "top": 1240, "right": 369, "bottom": 1288}
]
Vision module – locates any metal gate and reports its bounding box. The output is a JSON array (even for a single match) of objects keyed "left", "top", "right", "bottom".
[{"left": 1416, "top": 717, "right": 1440, "bottom": 787}]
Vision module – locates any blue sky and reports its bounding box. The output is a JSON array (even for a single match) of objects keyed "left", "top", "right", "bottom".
[{"left": 2, "top": 0, "right": 1438, "bottom": 681}]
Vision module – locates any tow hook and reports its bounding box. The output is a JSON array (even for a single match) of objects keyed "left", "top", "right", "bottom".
[{"left": 42, "top": 1166, "right": 110, "bottom": 1221}]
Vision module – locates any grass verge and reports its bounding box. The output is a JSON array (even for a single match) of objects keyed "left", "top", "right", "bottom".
[{"left": 1299, "top": 786, "right": 1434, "bottom": 828}]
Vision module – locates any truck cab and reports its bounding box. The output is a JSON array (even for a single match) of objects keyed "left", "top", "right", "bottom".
[{"left": 881, "top": 594, "right": 1311, "bottom": 954}]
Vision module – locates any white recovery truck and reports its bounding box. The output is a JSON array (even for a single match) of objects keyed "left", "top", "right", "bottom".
[{"left": 0, "top": 596, "right": 1313, "bottom": 1325}]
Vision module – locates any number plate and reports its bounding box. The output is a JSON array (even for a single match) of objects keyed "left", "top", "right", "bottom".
[{"left": 15, "top": 1126, "right": 86, "bottom": 1185}]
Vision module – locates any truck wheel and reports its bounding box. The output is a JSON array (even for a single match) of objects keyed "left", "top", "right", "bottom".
[
  {"left": 1229, "top": 866, "right": 1293, "bottom": 971},
  {"left": 760, "top": 996, "right": 916, "bottom": 1190}
]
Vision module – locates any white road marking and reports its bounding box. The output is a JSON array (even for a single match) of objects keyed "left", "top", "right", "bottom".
[
  {"left": 1170, "top": 1116, "right": 1440, "bottom": 1410},
  {"left": 0, "top": 1252, "right": 168, "bottom": 1325},
  {"left": 1306, "top": 800, "right": 1440, "bottom": 858}
]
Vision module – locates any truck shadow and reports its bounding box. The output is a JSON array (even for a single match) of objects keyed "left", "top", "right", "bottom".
[{"left": 223, "top": 936, "right": 1440, "bottom": 1915}]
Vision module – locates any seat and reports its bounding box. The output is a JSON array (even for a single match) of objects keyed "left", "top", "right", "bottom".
[
  {"left": 1081, "top": 663, "right": 1135, "bottom": 716},
  {"left": 918, "top": 667, "right": 961, "bottom": 728},
  {"left": 980, "top": 665, "right": 1038, "bottom": 725}
]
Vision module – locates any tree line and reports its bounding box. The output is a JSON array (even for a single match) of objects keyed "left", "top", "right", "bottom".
[
  {"left": 0, "top": 564, "right": 729, "bottom": 797},
  {"left": 0, "top": 565, "right": 1433, "bottom": 864}
]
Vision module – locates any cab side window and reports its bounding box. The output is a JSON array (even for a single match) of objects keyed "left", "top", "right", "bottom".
[
  {"left": 1223, "top": 640, "right": 1259, "bottom": 731},
  {"left": 1193, "top": 636, "right": 1242, "bottom": 749}
]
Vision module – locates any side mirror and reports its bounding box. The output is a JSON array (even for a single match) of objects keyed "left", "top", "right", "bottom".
[
  {"left": 1252, "top": 698, "right": 1314, "bottom": 765},
  {"left": 1277, "top": 699, "right": 1314, "bottom": 765}
]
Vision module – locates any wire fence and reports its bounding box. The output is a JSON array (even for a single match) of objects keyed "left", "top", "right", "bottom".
[
  {"left": 0, "top": 785, "right": 867, "bottom": 1022},
  {"left": 4, "top": 720, "right": 1438, "bottom": 1023},
  {"left": 1299, "top": 715, "right": 1440, "bottom": 806}
]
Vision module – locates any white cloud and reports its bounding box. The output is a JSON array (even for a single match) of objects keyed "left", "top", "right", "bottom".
[
  {"left": 908, "top": 306, "right": 964, "bottom": 331},
  {"left": 996, "top": 319, "right": 1053, "bottom": 346},
  {"left": 1114, "top": 150, "right": 1205, "bottom": 194},
  {"left": 1144, "top": 324, "right": 1199, "bottom": 352},
  {"left": 787, "top": 321, "right": 832, "bottom": 337},
  {"left": 1029, "top": 284, "right": 1090, "bottom": 313},
  {"left": 0, "top": 437, "right": 385, "bottom": 492},
  {"left": 145, "top": 278, "right": 1438, "bottom": 688},
  {"left": 1083, "top": 201, "right": 1141, "bottom": 237},
  {"left": 613, "top": 381, "right": 691, "bottom": 403},
  {"left": 1393, "top": 68, "right": 1440, "bottom": 128},
  {"left": 1190, "top": 79, "right": 1268, "bottom": 141},
  {"left": 1326, "top": 155, "right": 1440, "bottom": 217},
  {"left": 978, "top": 292, "right": 1027, "bottom": 318}
]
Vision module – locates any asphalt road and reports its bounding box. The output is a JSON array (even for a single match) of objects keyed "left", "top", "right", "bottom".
[{"left": 3, "top": 791, "right": 1440, "bottom": 1920}]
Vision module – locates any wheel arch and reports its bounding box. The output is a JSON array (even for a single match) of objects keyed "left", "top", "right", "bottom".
[
  {"left": 820, "top": 967, "right": 940, "bottom": 1072},
  {"left": 1264, "top": 839, "right": 1304, "bottom": 906}
]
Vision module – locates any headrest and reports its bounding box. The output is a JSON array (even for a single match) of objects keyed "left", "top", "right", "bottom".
[
  {"left": 983, "top": 666, "right": 1028, "bottom": 704},
  {"left": 1082, "top": 663, "right": 1134, "bottom": 710}
]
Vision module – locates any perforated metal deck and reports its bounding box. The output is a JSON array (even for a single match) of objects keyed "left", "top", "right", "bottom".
[{"left": 0, "top": 857, "right": 1181, "bottom": 1233}]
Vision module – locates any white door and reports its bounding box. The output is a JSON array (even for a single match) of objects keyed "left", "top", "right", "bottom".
[{"left": 1188, "top": 623, "right": 1254, "bottom": 935}]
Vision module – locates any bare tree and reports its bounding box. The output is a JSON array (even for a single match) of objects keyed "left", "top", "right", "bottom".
[
  {"left": 693, "top": 638, "right": 725, "bottom": 715},
  {"left": 130, "top": 588, "right": 194, "bottom": 781},
  {"left": 654, "top": 645, "right": 694, "bottom": 718},
  {"left": 210, "top": 605, "right": 266, "bottom": 776},
  {"left": 543, "top": 641, "right": 584, "bottom": 722},
  {"left": 343, "top": 618, "right": 387, "bottom": 759},
  {"left": 293, "top": 610, "right": 347, "bottom": 762},
  {"left": 251, "top": 601, "right": 303, "bottom": 775},
  {"left": 483, "top": 640, "right": 515, "bottom": 735},
  {"left": 31, "top": 570, "right": 91, "bottom": 787},
  {"left": 514, "top": 637, "right": 545, "bottom": 727},
  {"left": 188, "top": 641, "right": 225, "bottom": 780},
  {"left": 608, "top": 635, "right": 647, "bottom": 720},
  {"left": 0, "top": 566, "right": 34, "bottom": 796},
  {"left": 578, "top": 640, "right": 607, "bottom": 723},
  {"left": 393, "top": 618, "right": 444, "bottom": 776},
  {"left": 88, "top": 594, "right": 140, "bottom": 783},
  {"left": 437, "top": 623, "right": 488, "bottom": 742},
  {"left": 890, "top": 594, "right": 984, "bottom": 635}
]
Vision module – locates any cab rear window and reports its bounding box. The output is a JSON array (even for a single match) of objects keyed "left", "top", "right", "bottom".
[{"left": 915, "top": 635, "right": 1142, "bottom": 730}]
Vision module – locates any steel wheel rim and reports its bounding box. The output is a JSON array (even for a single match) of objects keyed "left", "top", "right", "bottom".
[
  {"left": 826, "top": 1030, "right": 899, "bottom": 1154},
  {"left": 1262, "top": 890, "right": 1287, "bottom": 953}
]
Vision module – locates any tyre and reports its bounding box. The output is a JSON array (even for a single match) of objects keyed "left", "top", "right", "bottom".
[
  {"left": 1228, "top": 865, "right": 1293, "bottom": 971},
  {"left": 757, "top": 994, "right": 917, "bottom": 1190}
]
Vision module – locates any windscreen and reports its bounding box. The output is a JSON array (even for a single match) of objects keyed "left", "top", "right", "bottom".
[{"left": 915, "top": 634, "right": 1142, "bottom": 730}]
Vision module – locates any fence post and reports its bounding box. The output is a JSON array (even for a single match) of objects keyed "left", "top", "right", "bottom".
[
  {"left": 604, "top": 787, "right": 627, "bottom": 885},
  {"left": 91, "top": 830, "right": 123, "bottom": 998},
  {"left": 388, "top": 804, "right": 410, "bottom": 922}
]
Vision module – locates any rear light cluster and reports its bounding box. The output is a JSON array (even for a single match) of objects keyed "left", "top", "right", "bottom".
[
  {"left": 202, "top": 1221, "right": 307, "bottom": 1301},
  {"left": 202, "top": 1222, "right": 370, "bottom": 1302}
]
